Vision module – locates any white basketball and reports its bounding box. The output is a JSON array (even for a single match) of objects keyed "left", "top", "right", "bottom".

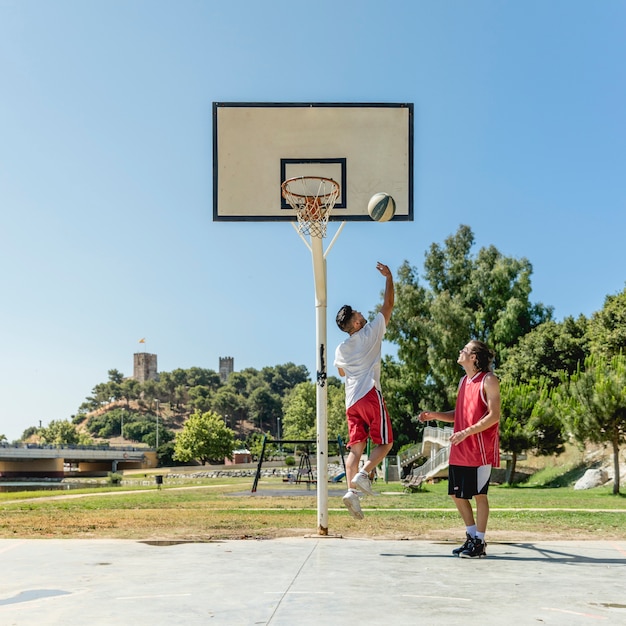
[{"left": 367, "top": 192, "right": 396, "bottom": 222}]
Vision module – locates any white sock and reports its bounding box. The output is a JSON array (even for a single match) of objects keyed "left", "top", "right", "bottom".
[
  {"left": 466, "top": 525, "right": 477, "bottom": 537},
  {"left": 476, "top": 531, "right": 485, "bottom": 541}
]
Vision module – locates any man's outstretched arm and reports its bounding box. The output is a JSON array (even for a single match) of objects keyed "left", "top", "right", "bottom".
[{"left": 377, "top": 262, "right": 394, "bottom": 324}]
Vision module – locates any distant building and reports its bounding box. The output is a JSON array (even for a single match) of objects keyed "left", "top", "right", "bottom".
[
  {"left": 225, "top": 449, "right": 252, "bottom": 465},
  {"left": 134, "top": 353, "right": 158, "bottom": 382},
  {"left": 219, "top": 356, "right": 234, "bottom": 382}
]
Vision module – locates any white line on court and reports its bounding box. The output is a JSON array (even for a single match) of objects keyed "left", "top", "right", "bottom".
[
  {"left": 542, "top": 607, "right": 607, "bottom": 620},
  {"left": 116, "top": 593, "right": 192, "bottom": 600},
  {"left": 265, "top": 591, "right": 335, "bottom": 595},
  {"left": 402, "top": 594, "right": 472, "bottom": 602}
]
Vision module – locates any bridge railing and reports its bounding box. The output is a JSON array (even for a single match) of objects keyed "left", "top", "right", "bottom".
[{"left": 0, "top": 442, "right": 147, "bottom": 451}]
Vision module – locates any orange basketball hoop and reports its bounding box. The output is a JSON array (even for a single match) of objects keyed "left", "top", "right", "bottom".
[{"left": 281, "top": 176, "right": 340, "bottom": 238}]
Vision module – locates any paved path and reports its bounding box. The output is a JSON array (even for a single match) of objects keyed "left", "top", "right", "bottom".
[{"left": 1, "top": 538, "right": 625, "bottom": 625}]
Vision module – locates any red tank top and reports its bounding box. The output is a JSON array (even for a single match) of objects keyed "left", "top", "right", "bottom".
[{"left": 449, "top": 371, "right": 500, "bottom": 467}]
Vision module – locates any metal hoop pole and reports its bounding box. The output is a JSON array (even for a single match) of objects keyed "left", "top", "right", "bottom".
[
  {"left": 283, "top": 176, "right": 343, "bottom": 535},
  {"left": 311, "top": 235, "right": 329, "bottom": 535}
]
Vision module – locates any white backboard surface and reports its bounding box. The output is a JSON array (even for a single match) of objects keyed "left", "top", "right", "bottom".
[{"left": 213, "top": 102, "right": 414, "bottom": 222}]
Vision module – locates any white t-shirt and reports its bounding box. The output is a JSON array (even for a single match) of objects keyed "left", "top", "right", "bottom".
[{"left": 334, "top": 312, "right": 386, "bottom": 409}]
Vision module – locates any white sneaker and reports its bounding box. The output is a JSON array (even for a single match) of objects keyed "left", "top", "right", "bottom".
[
  {"left": 342, "top": 491, "right": 364, "bottom": 520},
  {"left": 352, "top": 471, "right": 375, "bottom": 496}
]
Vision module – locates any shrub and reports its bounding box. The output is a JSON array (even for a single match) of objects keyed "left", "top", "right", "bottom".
[{"left": 107, "top": 472, "right": 123, "bottom": 485}]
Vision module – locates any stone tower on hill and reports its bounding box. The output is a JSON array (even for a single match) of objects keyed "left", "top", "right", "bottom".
[{"left": 133, "top": 352, "right": 158, "bottom": 382}]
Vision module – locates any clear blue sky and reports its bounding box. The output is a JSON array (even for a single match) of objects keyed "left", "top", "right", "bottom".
[{"left": 1, "top": 1, "right": 624, "bottom": 442}]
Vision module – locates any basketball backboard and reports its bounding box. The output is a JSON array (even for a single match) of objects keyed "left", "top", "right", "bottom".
[{"left": 213, "top": 102, "right": 413, "bottom": 222}]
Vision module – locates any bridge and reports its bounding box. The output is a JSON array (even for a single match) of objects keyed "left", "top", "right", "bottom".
[{"left": 0, "top": 444, "right": 157, "bottom": 478}]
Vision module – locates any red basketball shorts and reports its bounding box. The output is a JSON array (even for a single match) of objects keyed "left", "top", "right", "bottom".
[{"left": 346, "top": 386, "right": 393, "bottom": 447}]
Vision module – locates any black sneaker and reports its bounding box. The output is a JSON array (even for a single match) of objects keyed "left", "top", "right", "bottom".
[
  {"left": 452, "top": 533, "right": 473, "bottom": 557},
  {"left": 460, "top": 536, "right": 487, "bottom": 558}
]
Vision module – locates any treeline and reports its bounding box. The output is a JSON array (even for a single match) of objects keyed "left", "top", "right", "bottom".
[
  {"left": 72, "top": 362, "right": 325, "bottom": 459},
  {"left": 76, "top": 362, "right": 312, "bottom": 432}
]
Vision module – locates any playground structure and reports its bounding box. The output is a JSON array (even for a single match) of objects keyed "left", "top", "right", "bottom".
[{"left": 251, "top": 436, "right": 347, "bottom": 493}]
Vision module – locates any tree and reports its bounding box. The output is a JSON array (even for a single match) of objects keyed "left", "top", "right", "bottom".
[
  {"left": 499, "top": 317, "right": 589, "bottom": 387},
  {"left": 499, "top": 381, "right": 535, "bottom": 483},
  {"left": 39, "top": 420, "right": 82, "bottom": 445},
  {"left": 260, "top": 363, "right": 309, "bottom": 395},
  {"left": 282, "top": 383, "right": 316, "bottom": 440},
  {"left": 227, "top": 371, "right": 251, "bottom": 395},
  {"left": 587, "top": 286, "right": 626, "bottom": 358},
  {"left": 282, "top": 382, "right": 348, "bottom": 443},
  {"left": 185, "top": 367, "right": 221, "bottom": 389},
  {"left": 123, "top": 419, "right": 155, "bottom": 443},
  {"left": 140, "top": 379, "right": 160, "bottom": 406},
  {"left": 142, "top": 424, "right": 174, "bottom": 449},
  {"left": 107, "top": 369, "right": 125, "bottom": 384},
  {"left": 383, "top": 225, "right": 552, "bottom": 441},
  {"left": 172, "top": 384, "right": 188, "bottom": 410},
  {"left": 562, "top": 353, "right": 626, "bottom": 494},
  {"left": 88, "top": 382, "right": 116, "bottom": 408},
  {"left": 327, "top": 384, "right": 349, "bottom": 443},
  {"left": 21, "top": 426, "right": 39, "bottom": 441},
  {"left": 119, "top": 378, "right": 141, "bottom": 408},
  {"left": 173, "top": 411, "right": 235, "bottom": 465},
  {"left": 248, "top": 386, "right": 282, "bottom": 433},
  {"left": 158, "top": 372, "right": 177, "bottom": 407},
  {"left": 188, "top": 385, "right": 213, "bottom": 413},
  {"left": 211, "top": 386, "right": 247, "bottom": 427},
  {"left": 379, "top": 355, "right": 424, "bottom": 450},
  {"left": 499, "top": 379, "right": 565, "bottom": 483}
]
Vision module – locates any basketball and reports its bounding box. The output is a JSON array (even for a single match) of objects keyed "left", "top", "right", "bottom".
[{"left": 367, "top": 192, "right": 396, "bottom": 222}]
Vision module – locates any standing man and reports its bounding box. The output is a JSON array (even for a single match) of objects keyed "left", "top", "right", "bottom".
[
  {"left": 334, "top": 262, "right": 394, "bottom": 520},
  {"left": 419, "top": 340, "right": 500, "bottom": 558}
]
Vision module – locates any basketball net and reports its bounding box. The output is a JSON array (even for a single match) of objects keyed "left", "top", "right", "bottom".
[{"left": 281, "top": 176, "right": 340, "bottom": 238}]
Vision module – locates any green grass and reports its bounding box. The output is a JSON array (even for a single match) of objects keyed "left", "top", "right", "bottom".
[{"left": 1, "top": 475, "right": 624, "bottom": 541}]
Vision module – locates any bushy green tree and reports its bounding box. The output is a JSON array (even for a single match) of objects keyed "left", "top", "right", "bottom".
[
  {"left": 560, "top": 353, "right": 626, "bottom": 494},
  {"left": 173, "top": 411, "right": 235, "bottom": 465},
  {"left": 211, "top": 386, "right": 247, "bottom": 427},
  {"left": 245, "top": 432, "right": 277, "bottom": 459},
  {"left": 380, "top": 355, "right": 423, "bottom": 450},
  {"left": 187, "top": 385, "right": 213, "bottom": 413},
  {"left": 383, "top": 225, "right": 552, "bottom": 444},
  {"left": 107, "top": 369, "right": 124, "bottom": 384},
  {"left": 185, "top": 367, "right": 221, "bottom": 389},
  {"left": 39, "top": 420, "right": 82, "bottom": 445},
  {"left": 123, "top": 419, "right": 155, "bottom": 443},
  {"left": 499, "top": 378, "right": 565, "bottom": 483},
  {"left": 120, "top": 378, "right": 141, "bottom": 409},
  {"left": 21, "top": 426, "right": 39, "bottom": 440},
  {"left": 282, "top": 383, "right": 316, "bottom": 440},
  {"left": 260, "top": 363, "right": 309, "bottom": 395},
  {"left": 499, "top": 317, "right": 589, "bottom": 387},
  {"left": 587, "top": 287, "right": 626, "bottom": 358},
  {"left": 282, "top": 381, "right": 348, "bottom": 443},
  {"left": 248, "top": 386, "right": 282, "bottom": 432}
]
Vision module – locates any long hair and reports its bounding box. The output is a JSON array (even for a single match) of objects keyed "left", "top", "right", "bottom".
[{"left": 468, "top": 340, "right": 496, "bottom": 373}]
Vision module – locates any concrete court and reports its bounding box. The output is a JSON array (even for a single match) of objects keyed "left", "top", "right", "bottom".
[{"left": 0, "top": 538, "right": 625, "bottom": 625}]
